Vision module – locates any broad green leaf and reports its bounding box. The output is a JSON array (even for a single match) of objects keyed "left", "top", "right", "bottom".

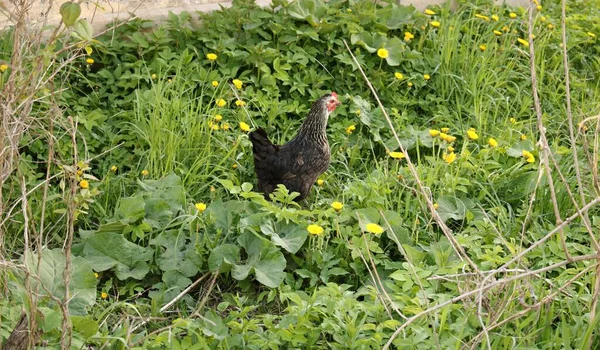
[
  {"left": 60, "top": 2, "right": 81, "bottom": 27},
  {"left": 262, "top": 221, "right": 308, "bottom": 254},
  {"left": 71, "top": 315, "right": 99, "bottom": 339},
  {"left": 73, "top": 19, "right": 93, "bottom": 41},
  {"left": 81, "top": 232, "right": 152, "bottom": 280},
  {"left": 350, "top": 32, "right": 387, "bottom": 53},
  {"left": 376, "top": 5, "right": 416, "bottom": 31},
  {"left": 24, "top": 249, "right": 96, "bottom": 315},
  {"left": 114, "top": 195, "right": 145, "bottom": 224},
  {"left": 252, "top": 244, "right": 286, "bottom": 288},
  {"left": 208, "top": 244, "right": 240, "bottom": 272}
]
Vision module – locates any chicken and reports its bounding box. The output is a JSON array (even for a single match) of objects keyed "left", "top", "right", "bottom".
[{"left": 249, "top": 92, "right": 341, "bottom": 201}]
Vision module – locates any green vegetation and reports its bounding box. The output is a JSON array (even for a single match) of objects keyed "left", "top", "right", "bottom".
[{"left": 1, "top": 0, "right": 600, "bottom": 347}]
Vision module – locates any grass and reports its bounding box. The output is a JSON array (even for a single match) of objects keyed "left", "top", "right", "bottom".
[{"left": 2, "top": 0, "right": 600, "bottom": 348}]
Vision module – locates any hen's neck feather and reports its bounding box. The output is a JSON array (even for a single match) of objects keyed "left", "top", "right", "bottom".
[{"left": 295, "top": 101, "right": 329, "bottom": 144}]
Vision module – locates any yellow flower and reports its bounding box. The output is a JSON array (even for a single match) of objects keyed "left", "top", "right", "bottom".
[
  {"left": 221, "top": 122, "right": 230, "bottom": 130},
  {"left": 520, "top": 134, "right": 527, "bottom": 140},
  {"left": 331, "top": 201, "right": 344, "bottom": 212},
  {"left": 540, "top": 16, "right": 546, "bottom": 22},
  {"left": 517, "top": 38, "right": 529, "bottom": 47},
  {"left": 425, "top": 9, "right": 436, "bottom": 15},
  {"left": 86, "top": 58, "right": 94, "bottom": 65},
  {"left": 407, "top": 82, "right": 413, "bottom": 87},
  {"left": 94, "top": 272, "right": 99, "bottom": 278},
  {"left": 141, "top": 169, "right": 149, "bottom": 176},
  {"left": 206, "top": 53, "right": 217, "bottom": 61},
  {"left": 494, "top": 30, "right": 503, "bottom": 36},
  {"left": 404, "top": 31, "right": 415, "bottom": 41},
  {"left": 212, "top": 124, "right": 219, "bottom": 131},
  {"left": 317, "top": 179, "right": 325, "bottom": 186},
  {"left": 429, "top": 129, "right": 440, "bottom": 137},
  {"left": 475, "top": 14, "right": 490, "bottom": 21},
  {"left": 0, "top": 64, "right": 8, "bottom": 72},
  {"left": 77, "top": 169, "right": 83, "bottom": 176},
  {"left": 365, "top": 223, "right": 384, "bottom": 234},
  {"left": 433, "top": 203, "right": 439, "bottom": 209},
  {"left": 443, "top": 152, "right": 457, "bottom": 164},
  {"left": 377, "top": 48, "right": 389, "bottom": 59},
  {"left": 509, "top": 12, "right": 517, "bottom": 19},
  {"left": 447, "top": 145, "right": 455, "bottom": 153},
  {"left": 347, "top": 8, "right": 352, "bottom": 12},
  {"left": 232, "top": 79, "right": 243, "bottom": 89},
  {"left": 151, "top": 74, "right": 157, "bottom": 79},
  {"left": 232, "top": 163, "right": 238, "bottom": 169},
  {"left": 239, "top": 122, "right": 251, "bottom": 132},
  {"left": 588, "top": 32, "right": 596, "bottom": 38},
  {"left": 424, "top": 74, "right": 431, "bottom": 80},
  {"left": 488, "top": 138, "right": 498, "bottom": 147},
  {"left": 522, "top": 150, "right": 535, "bottom": 163},
  {"left": 389, "top": 152, "right": 405, "bottom": 159},
  {"left": 167, "top": 79, "right": 172, "bottom": 83},
  {"left": 491, "top": 14, "right": 499, "bottom": 21},
  {"left": 307, "top": 224, "right": 324, "bottom": 235},
  {"left": 355, "top": 109, "right": 361, "bottom": 115},
  {"left": 467, "top": 128, "right": 479, "bottom": 140},
  {"left": 440, "top": 133, "right": 456, "bottom": 143},
  {"left": 101, "top": 292, "right": 108, "bottom": 299},
  {"left": 394, "top": 72, "right": 403, "bottom": 80},
  {"left": 509, "top": 117, "right": 516, "bottom": 124},
  {"left": 431, "top": 21, "right": 441, "bottom": 28},
  {"left": 110, "top": 165, "right": 117, "bottom": 172},
  {"left": 479, "top": 44, "right": 486, "bottom": 51},
  {"left": 503, "top": 25, "right": 510, "bottom": 32},
  {"left": 214, "top": 114, "right": 223, "bottom": 122},
  {"left": 195, "top": 202, "right": 207, "bottom": 212},
  {"left": 441, "top": 127, "right": 450, "bottom": 133},
  {"left": 79, "top": 179, "right": 89, "bottom": 189},
  {"left": 536, "top": 5, "right": 542, "bottom": 11},
  {"left": 346, "top": 125, "right": 356, "bottom": 135},
  {"left": 216, "top": 99, "right": 226, "bottom": 107},
  {"left": 235, "top": 100, "right": 246, "bottom": 107},
  {"left": 548, "top": 24, "right": 554, "bottom": 30},
  {"left": 211, "top": 80, "right": 219, "bottom": 87}
]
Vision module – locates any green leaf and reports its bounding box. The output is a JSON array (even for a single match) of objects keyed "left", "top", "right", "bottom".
[
  {"left": 376, "top": 5, "right": 416, "bottom": 31},
  {"left": 114, "top": 195, "right": 145, "bottom": 224},
  {"left": 252, "top": 244, "right": 286, "bottom": 288},
  {"left": 71, "top": 315, "right": 99, "bottom": 339},
  {"left": 208, "top": 244, "right": 240, "bottom": 272},
  {"left": 73, "top": 19, "right": 93, "bottom": 41},
  {"left": 60, "top": 2, "right": 81, "bottom": 27},
  {"left": 350, "top": 32, "right": 387, "bottom": 53},
  {"left": 81, "top": 232, "right": 152, "bottom": 280},
  {"left": 24, "top": 249, "right": 97, "bottom": 315},
  {"left": 261, "top": 221, "right": 308, "bottom": 254}
]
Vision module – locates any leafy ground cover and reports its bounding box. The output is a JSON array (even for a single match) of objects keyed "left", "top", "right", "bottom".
[{"left": 1, "top": 0, "right": 600, "bottom": 348}]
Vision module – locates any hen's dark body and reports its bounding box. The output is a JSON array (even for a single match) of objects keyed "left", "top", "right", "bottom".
[{"left": 249, "top": 93, "right": 340, "bottom": 201}]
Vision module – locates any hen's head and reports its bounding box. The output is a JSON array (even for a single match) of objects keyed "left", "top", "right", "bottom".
[{"left": 324, "top": 92, "right": 341, "bottom": 112}]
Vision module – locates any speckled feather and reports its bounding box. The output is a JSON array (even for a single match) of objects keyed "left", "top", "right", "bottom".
[{"left": 249, "top": 93, "right": 340, "bottom": 201}]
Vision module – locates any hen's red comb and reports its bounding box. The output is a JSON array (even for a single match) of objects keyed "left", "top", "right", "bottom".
[{"left": 331, "top": 92, "right": 338, "bottom": 99}]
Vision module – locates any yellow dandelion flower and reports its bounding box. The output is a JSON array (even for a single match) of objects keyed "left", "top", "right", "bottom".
[
  {"left": 110, "top": 165, "right": 117, "bottom": 172},
  {"left": 86, "top": 58, "right": 94, "bottom": 65},
  {"left": 206, "top": 53, "right": 217, "bottom": 61},
  {"left": 488, "top": 138, "right": 498, "bottom": 147},
  {"left": 232, "top": 79, "right": 243, "bottom": 89},
  {"left": 79, "top": 179, "right": 89, "bottom": 189},
  {"left": 509, "top": 12, "right": 517, "bottom": 19},
  {"left": 522, "top": 150, "right": 535, "bottom": 163},
  {"left": 443, "top": 152, "right": 457, "bottom": 164},
  {"left": 509, "top": 117, "right": 516, "bottom": 124},
  {"left": 431, "top": 21, "right": 441, "bottom": 28},
  {"left": 307, "top": 224, "right": 324, "bottom": 235},
  {"left": 389, "top": 152, "right": 405, "bottom": 159},
  {"left": 517, "top": 38, "right": 529, "bottom": 47},
  {"left": 479, "top": 44, "right": 487, "bottom": 51},
  {"left": 77, "top": 169, "right": 83, "bottom": 176},
  {"left": 101, "top": 292, "right": 108, "bottom": 299},
  {"left": 0, "top": 64, "right": 8, "bottom": 72},
  {"left": 540, "top": 16, "right": 546, "bottom": 22},
  {"left": 214, "top": 114, "right": 223, "bottom": 122},
  {"left": 232, "top": 163, "right": 237, "bottom": 169},
  {"left": 433, "top": 203, "right": 439, "bottom": 209},
  {"left": 355, "top": 109, "right": 361, "bottom": 115},
  {"left": 317, "top": 179, "right": 325, "bottom": 186},
  {"left": 377, "top": 48, "right": 389, "bottom": 59},
  {"left": 588, "top": 32, "right": 596, "bottom": 38},
  {"left": 212, "top": 124, "right": 219, "bottom": 131},
  {"left": 235, "top": 100, "right": 246, "bottom": 107},
  {"left": 440, "top": 133, "right": 456, "bottom": 143},
  {"left": 429, "top": 129, "right": 440, "bottom": 137},
  {"left": 331, "top": 201, "right": 343, "bottom": 212},
  {"left": 221, "top": 122, "right": 230, "bottom": 130},
  {"left": 425, "top": 9, "right": 436, "bottom": 15},
  {"left": 151, "top": 73, "right": 157, "bottom": 79},
  {"left": 404, "top": 32, "right": 415, "bottom": 41},
  {"left": 536, "top": 5, "right": 542, "bottom": 11},
  {"left": 211, "top": 80, "right": 219, "bottom": 87},
  {"left": 441, "top": 127, "right": 450, "bottom": 133},
  {"left": 347, "top": 8, "right": 352, "bottom": 12},
  {"left": 467, "top": 128, "right": 479, "bottom": 140},
  {"left": 365, "top": 223, "right": 384, "bottom": 234},
  {"left": 216, "top": 98, "right": 226, "bottom": 107},
  {"left": 395, "top": 72, "right": 404, "bottom": 80},
  {"left": 141, "top": 169, "right": 149, "bottom": 176},
  {"left": 346, "top": 125, "right": 356, "bottom": 135},
  {"left": 407, "top": 82, "right": 413, "bottom": 87},
  {"left": 195, "top": 202, "right": 207, "bottom": 212},
  {"left": 494, "top": 30, "right": 503, "bottom": 36},
  {"left": 424, "top": 74, "right": 431, "bottom": 80},
  {"left": 475, "top": 14, "right": 490, "bottom": 21},
  {"left": 239, "top": 122, "right": 250, "bottom": 132},
  {"left": 94, "top": 272, "right": 99, "bottom": 278},
  {"left": 447, "top": 145, "right": 455, "bottom": 153},
  {"left": 167, "top": 79, "right": 172, "bottom": 83},
  {"left": 520, "top": 134, "right": 527, "bottom": 140},
  {"left": 491, "top": 14, "right": 499, "bottom": 21},
  {"left": 548, "top": 24, "right": 554, "bottom": 30}
]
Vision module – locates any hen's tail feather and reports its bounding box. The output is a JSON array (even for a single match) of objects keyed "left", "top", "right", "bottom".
[{"left": 249, "top": 128, "right": 277, "bottom": 162}]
